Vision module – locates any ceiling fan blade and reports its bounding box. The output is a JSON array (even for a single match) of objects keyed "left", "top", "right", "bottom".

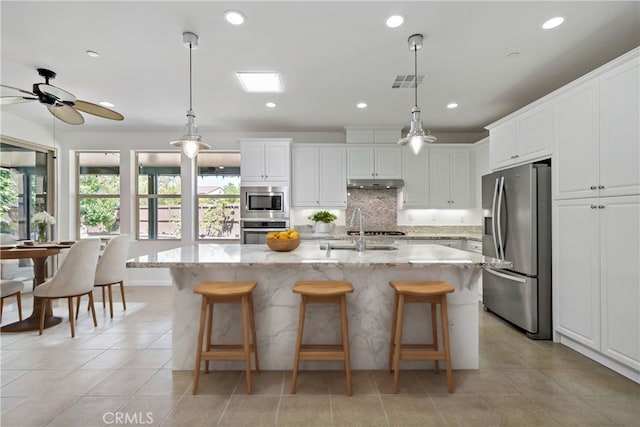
[
  {"left": 73, "top": 100, "right": 124, "bottom": 121},
  {"left": 47, "top": 104, "right": 84, "bottom": 125},
  {"left": 1, "top": 96, "right": 37, "bottom": 105},
  {"left": 1, "top": 84, "right": 36, "bottom": 96},
  {"left": 37, "top": 84, "right": 76, "bottom": 103}
]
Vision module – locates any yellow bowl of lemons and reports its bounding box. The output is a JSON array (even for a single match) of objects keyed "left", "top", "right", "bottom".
[{"left": 266, "top": 228, "right": 301, "bottom": 252}]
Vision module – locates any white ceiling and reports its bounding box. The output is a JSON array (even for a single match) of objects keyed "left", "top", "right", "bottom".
[{"left": 1, "top": 1, "right": 639, "bottom": 141}]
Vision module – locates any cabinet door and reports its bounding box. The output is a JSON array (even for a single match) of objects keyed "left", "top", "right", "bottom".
[
  {"left": 263, "top": 142, "right": 290, "bottom": 182},
  {"left": 347, "top": 146, "right": 374, "bottom": 179},
  {"left": 555, "top": 198, "right": 601, "bottom": 350},
  {"left": 291, "top": 146, "right": 319, "bottom": 207},
  {"left": 449, "top": 149, "right": 472, "bottom": 207},
  {"left": 489, "top": 121, "right": 516, "bottom": 170},
  {"left": 400, "top": 146, "right": 428, "bottom": 207},
  {"left": 240, "top": 142, "right": 266, "bottom": 182},
  {"left": 599, "top": 58, "right": 640, "bottom": 197},
  {"left": 600, "top": 196, "right": 640, "bottom": 369},
  {"left": 374, "top": 146, "right": 402, "bottom": 179},
  {"left": 515, "top": 102, "right": 552, "bottom": 162},
  {"left": 553, "top": 81, "right": 600, "bottom": 200},
  {"left": 428, "top": 149, "right": 451, "bottom": 207},
  {"left": 318, "top": 147, "right": 347, "bottom": 207}
]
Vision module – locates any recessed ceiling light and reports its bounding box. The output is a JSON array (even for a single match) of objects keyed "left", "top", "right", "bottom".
[
  {"left": 236, "top": 72, "right": 283, "bottom": 93},
  {"left": 542, "top": 16, "right": 564, "bottom": 30},
  {"left": 99, "top": 101, "right": 115, "bottom": 108},
  {"left": 86, "top": 50, "right": 99, "bottom": 58},
  {"left": 266, "top": 102, "right": 277, "bottom": 108},
  {"left": 357, "top": 102, "right": 367, "bottom": 109},
  {"left": 224, "top": 10, "right": 245, "bottom": 25},
  {"left": 447, "top": 102, "right": 459, "bottom": 109},
  {"left": 385, "top": 15, "right": 404, "bottom": 28}
]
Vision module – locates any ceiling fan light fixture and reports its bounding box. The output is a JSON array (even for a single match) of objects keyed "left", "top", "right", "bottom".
[
  {"left": 171, "top": 32, "right": 209, "bottom": 158},
  {"left": 397, "top": 33, "right": 436, "bottom": 155}
]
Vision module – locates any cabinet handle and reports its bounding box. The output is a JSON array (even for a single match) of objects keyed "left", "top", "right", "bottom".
[
  {"left": 590, "top": 205, "right": 598, "bottom": 209},
  {"left": 598, "top": 205, "right": 605, "bottom": 209},
  {"left": 265, "top": 175, "right": 268, "bottom": 179},
  {"left": 598, "top": 185, "right": 605, "bottom": 189},
  {"left": 590, "top": 186, "right": 597, "bottom": 190}
]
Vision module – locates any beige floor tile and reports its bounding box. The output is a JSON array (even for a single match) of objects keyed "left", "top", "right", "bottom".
[
  {"left": 72, "top": 333, "right": 127, "bottom": 349},
  {"left": 119, "top": 349, "right": 172, "bottom": 369},
  {"left": 381, "top": 395, "right": 446, "bottom": 426},
  {"left": 0, "top": 396, "right": 77, "bottom": 426},
  {"left": 532, "top": 395, "right": 616, "bottom": 425},
  {"left": 46, "top": 396, "right": 128, "bottom": 427},
  {"left": 32, "top": 348, "right": 104, "bottom": 370},
  {"left": 147, "top": 333, "right": 172, "bottom": 349},
  {"left": 328, "top": 370, "right": 377, "bottom": 395},
  {"left": 479, "top": 395, "right": 562, "bottom": 426},
  {"left": 43, "top": 369, "right": 114, "bottom": 397},
  {"left": 193, "top": 370, "right": 242, "bottom": 395},
  {"left": 109, "top": 333, "right": 165, "bottom": 349},
  {"left": 218, "top": 395, "right": 280, "bottom": 426},
  {"left": 118, "top": 396, "right": 180, "bottom": 426},
  {"left": 372, "top": 370, "right": 427, "bottom": 395},
  {"left": 579, "top": 394, "right": 640, "bottom": 425},
  {"left": 331, "top": 395, "right": 388, "bottom": 426},
  {"left": 86, "top": 369, "right": 158, "bottom": 397},
  {"left": 502, "top": 368, "right": 572, "bottom": 395},
  {"left": 1, "top": 369, "right": 72, "bottom": 397},
  {"left": 541, "top": 368, "right": 640, "bottom": 396},
  {"left": 276, "top": 395, "right": 332, "bottom": 426},
  {"left": 0, "top": 397, "right": 26, "bottom": 415},
  {"left": 285, "top": 370, "right": 331, "bottom": 395},
  {"left": 137, "top": 369, "right": 193, "bottom": 396},
  {"left": 453, "top": 369, "right": 521, "bottom": 395},
  {"left": 161, "top": 395, "right": 229, "bottom": 427},
  {"left": 0, "top": 369, "right": 28, "bottom": 386},
  {"left": 418, "top": 370, "right": 472, "bottom": 395},
  {"left": 79, "top": 348, "right": 139, "bottom": 369},
  {"left": 234, "top": 370, "right": 284, "bottom": 395},
  {"left": 429, "top": 394, "right": 501, "bottom": 426}
]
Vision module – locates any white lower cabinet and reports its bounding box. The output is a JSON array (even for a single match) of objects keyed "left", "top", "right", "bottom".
[
  {"left": 555, "top": 195, "right": 640, "bottom": 375},
  {"left": 292, "top": 145, "right": 346, "bottom": 208}
]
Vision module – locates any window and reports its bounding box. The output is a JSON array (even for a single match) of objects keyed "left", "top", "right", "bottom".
[
  {"left": 0, "top": 138, "right": 53, "bottom": 240},
  {"left": 77, "top": 152, "right": 120, "bottom": 238},
  {"left": 137, "top": 152, "right": 181, "bottom": 240},
  {"left": 196, "top": 152, "right": 241, "bottom": 240}
]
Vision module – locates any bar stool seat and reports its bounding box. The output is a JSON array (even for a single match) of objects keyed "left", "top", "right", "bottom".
[
  {"left": 192, "top": 281, "right": 259, "bottom": 394},
  {"left": 388, "top": 280, "right": 455, "bottom": 393},
  {"left": 291, "top": 280, "right": 353, "bottom": 396}
]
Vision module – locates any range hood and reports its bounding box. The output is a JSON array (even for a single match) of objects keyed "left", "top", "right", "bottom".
[{"left": 347, "top": 179, "right": 404, "bottom": 189}]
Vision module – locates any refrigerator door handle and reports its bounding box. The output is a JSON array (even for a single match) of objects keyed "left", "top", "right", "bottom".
[
  {"left": 484, "top": 267, "right": 527, "bottom": 284},
  {"left": 491, "top": 177, "right": 500, "bottom": 258},
  {"left": 496, "top": 176, "right": 505, "bottom": 259}
]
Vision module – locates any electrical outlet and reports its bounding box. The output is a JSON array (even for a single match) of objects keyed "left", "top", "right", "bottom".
[{"left": 431, "top": 215, "right": 437, "bottom": 222}]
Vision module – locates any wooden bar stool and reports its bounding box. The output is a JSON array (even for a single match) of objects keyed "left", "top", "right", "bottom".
[
  {"left": 192, "top": 281, "right": 259, "bottom": 394},
  {"left": 388, "top": 280, "right": 455, "bottom": 393},
  {"left": 291, "top": 280, "right": 354, "bottom": 396}
]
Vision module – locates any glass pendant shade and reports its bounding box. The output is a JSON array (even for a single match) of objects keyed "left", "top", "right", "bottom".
[{"left": 170, "top": 109, "right": 210, "bottom": 159}]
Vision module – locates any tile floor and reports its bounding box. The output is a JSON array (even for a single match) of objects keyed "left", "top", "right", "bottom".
[{"left": 1, "top": 286, "right": 639, "bottom": 426}]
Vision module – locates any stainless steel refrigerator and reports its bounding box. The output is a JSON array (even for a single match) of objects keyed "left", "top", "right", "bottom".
[{"left": 482, "top": 162, "right": 551, "bottom": 339}]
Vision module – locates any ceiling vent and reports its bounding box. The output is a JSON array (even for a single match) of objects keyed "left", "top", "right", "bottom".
[{"left": 392, "top": 74, "right": 426, "bottom": 89}]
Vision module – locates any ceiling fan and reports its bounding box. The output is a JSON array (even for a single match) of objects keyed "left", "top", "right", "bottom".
[{"left": 0, "top": 68, "right": 124, "bottom": 125}]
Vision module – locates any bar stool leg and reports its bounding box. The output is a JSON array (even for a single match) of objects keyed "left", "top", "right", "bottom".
[
  {"left": 241, "top": 295, "right": 253, "bottom": 394},
  {"left": 392, "top": 294, "right": 406, "bottom": 394},
  {"left": 205, "top": 301, "right": 214, "bottom": 373},
  {"left": 431, "top": 302, "right": 440, "bottom": 373},
  {"left": 193, "top": 297, "right": 208, "bottom": 394},
  {"left": 248, "top": 293, "right": 260, "bottom": 372},
  {"left": 440, "top": 294, "right": 453, "bottom": 393},
  {"left": 340, "top": 294, "right": 353, "bottom": 396},
  {"left": 388, "top": 291, "right": 399, "bottom": 373},
  {"left": 291, "top": 296, "right": 306, "bottom": 394}
]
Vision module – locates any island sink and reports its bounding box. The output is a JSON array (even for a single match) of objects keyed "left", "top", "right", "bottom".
[{"left": 318, "top": 243, "right": 398, "bottom": 251}]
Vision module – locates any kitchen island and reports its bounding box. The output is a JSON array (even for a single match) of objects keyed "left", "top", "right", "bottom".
[{"left": 126, "top": 242, "right": 510, "bottom": 371}]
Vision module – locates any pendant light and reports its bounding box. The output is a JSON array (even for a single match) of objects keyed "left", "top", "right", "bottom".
[
  {"left": 170, "top": 32, "right": 210, "bottom": 159},
  {"left": 397, "top": 34, "right": 436, "bottom": 155}
]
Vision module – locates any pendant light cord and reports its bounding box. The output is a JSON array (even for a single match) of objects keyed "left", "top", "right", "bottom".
[
  {"left": 414, "top": 45, "right": 418, "bottom": 108},
  {"left": 189, "top": 42, "right": 193, "bottom": 111}
]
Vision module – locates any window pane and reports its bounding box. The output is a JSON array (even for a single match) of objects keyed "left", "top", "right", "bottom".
[
  {"left": 138, "top": 197, "right": 181, "bottom": 240},
  {"left": 79, "top": 197, "right": 120, "bottom": 238},
  {"left": 79, "top": 175, "right": 120, "bottom": 195},
  {"left": 198, "top": 196, "right": 241, "bottom": 240}
]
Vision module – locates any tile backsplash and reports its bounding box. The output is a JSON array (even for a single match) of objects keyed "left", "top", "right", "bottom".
[{"left": 346, "top": 189, "right": 397, "bottom": 229}]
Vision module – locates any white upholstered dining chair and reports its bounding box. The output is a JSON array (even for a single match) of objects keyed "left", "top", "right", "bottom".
[
  {"left": 34, "top": 238, "right": 101, "bottom": 337},
  {"left": 1, "top": 279, "right": 23, "bottom": 323},
  {"left": 76, "top": 234, "right": 130, "bottom": 319}
]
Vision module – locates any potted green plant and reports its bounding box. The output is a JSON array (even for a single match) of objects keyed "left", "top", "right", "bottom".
[{"left": 308, "top": 210, "right": 337, "bottom": 233}]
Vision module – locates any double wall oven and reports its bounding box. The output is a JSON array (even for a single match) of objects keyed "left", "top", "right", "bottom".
[{"left": 240, "top": 186, "right": 290, "bottom": 244}]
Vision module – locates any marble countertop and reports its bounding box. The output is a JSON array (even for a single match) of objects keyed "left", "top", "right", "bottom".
[
  {"left": 126, "top": 241, "right": 509, "bottom": 269},
  {"left": 301, "top": 233, "right": 481, "bottom": 241}
]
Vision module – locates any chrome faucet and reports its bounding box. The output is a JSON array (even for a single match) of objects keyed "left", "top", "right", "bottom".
[{"left": 349, "top": 207, "right": 365, "bottom": 252}]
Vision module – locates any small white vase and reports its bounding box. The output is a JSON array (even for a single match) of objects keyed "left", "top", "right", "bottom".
[{"left": 314, "top": 222, "right": 335, "bottom": 234}]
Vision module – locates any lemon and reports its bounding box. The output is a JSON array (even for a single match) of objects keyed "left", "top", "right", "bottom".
[
  {"left": 266, "top": 231, "right": 279, "bottom": 239},
  {"left": 278, "top": 231, "right": 290, "bottom": 240},
  {"left": 289, "top": 232, "right": 300, "bottom": 240},
  {"left": 287, "top": 228, "right": 296, "bottom": 233}
]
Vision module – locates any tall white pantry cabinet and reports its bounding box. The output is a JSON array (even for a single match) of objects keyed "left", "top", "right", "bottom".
[{"left": 552, "top": 48, "right": 639, "bottom": 381}]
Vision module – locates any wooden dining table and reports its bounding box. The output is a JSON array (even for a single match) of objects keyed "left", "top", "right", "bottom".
[{"left": 0, "top": 243, "right": 73, "bottom": 332}]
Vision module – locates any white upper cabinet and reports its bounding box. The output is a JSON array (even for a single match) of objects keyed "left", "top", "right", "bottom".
[
  {"left": 240, "top": 139, "right": 291, "bottom": 184},
  {"left": 347, "top": 145, "right": 402, "bottom": 179},
  {"left": 488, "top": 101, "right": 552, "bottom": 171},
  {"left": 400, "top": 145, "right": 428, "bottom": 207},
  {"left": 292, "top": 145, "right": 346, "bottom": 208},
  {"left": 428, "top": 147, "right": 473, "bottom": 208},
  {"left": 345, "top": 128, "right": 401, "bottom": 144},
  {"left": 554, "top": 52, "right": 639, "bottom": 200}
]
